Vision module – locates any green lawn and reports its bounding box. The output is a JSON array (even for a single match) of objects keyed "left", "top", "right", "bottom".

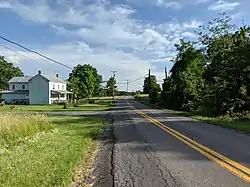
[
  {"left": 134, "top": 94, "right": 250, "bottom": 133},
  {"left": 0, "top": 115, "right": 105, "bottom": 187},
  {"left": 0, "top": 100, "right": 114, "bottom": 112}
]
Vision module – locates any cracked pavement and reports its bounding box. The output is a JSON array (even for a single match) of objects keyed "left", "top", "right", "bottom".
[{"left": 93, "top": 98, "right": 250, "bottom": 187}]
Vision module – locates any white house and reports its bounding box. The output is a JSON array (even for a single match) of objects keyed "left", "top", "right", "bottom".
[
  {"left": 1, "top": 71, "right": 71, "bottom": 105},
  {"left": 0, "top": 76, "right": 31, "bottom": 104}
]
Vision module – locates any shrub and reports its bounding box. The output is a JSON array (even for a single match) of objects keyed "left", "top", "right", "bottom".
[
  {"left": 10, "top": 105, "right": 16, "bottom": 110},
  {"left": 63, "top": 102, "right": 68, "bottom": 109},
  {"left": 73, "top": 103, "right": 79, "bottom": 107},
  {"left": 88, "top": 99, "right": 95, "bottom": 104},
  {"left": 78, "top": 99, "right": 88, "bottom": 104},
  {"left": 149, "top": 89, "right": 159, "bottom": 104}
]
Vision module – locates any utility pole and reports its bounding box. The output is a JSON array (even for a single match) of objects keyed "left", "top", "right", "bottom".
[
  {"left": 111, "top": 70, "right": 118, "bottom": 78},
  {"left": 148, "top": 69, "right": 151, "bottom": 84},
  {"left": 165, "top": 67, "right": 168, "bottom": 79},
  {"left": 125, "top": 80, "right": 130, "bottom": 94},
  {"left": 110, "top": 70, "right": 118, "bottom": 99}
]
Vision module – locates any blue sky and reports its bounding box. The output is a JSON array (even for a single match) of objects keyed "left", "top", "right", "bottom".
[{"left": 0, "top": 0, "right": 248, "bottom": 91}]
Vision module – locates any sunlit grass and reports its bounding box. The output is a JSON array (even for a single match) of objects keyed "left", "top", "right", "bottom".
[
  {"left": 0, "top": 116, "right": 105, "bottom": 187},
  {"left": 0, "top": 113, "right": 53, "bottom": 146}
]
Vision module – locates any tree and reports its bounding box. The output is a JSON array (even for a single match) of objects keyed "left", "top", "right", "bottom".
[
  {"left": 98, "top": 86, "right": 107, "bottom": 97},
  {"left": 143, "top": 75, "right": 161, "bottom": 104},
  {"left": 159, "top": 12, "right": 250, "bottom": 116},
  {"left": 68, "top": 64, "right": 102, "bottom": 100},
  {"left": 106, "top": 76, "right": 117, "bottom": 98},
  {"left": 197, "top": 13, "right": 250, "bottom": 115},
  {"left": 161, "top": 40, "right": 205, "bottom": 111},
  {"left": 143, "top": 75, "right": 161, "bottom": 94},
  {"left": 91, "top": 69, "right": 103, "bottom": 97},
  {"left": 0, "top": 56, "right": 23, "bottom": 90}
]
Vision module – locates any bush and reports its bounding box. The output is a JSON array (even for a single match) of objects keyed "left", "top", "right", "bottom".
[
  {"left": 63, "top": 102, "right": 68, "bottom": 109},
  {"left": 149, "top": 89, "right": 159, "bottom": 104},
  {"left": 78, "top": 99, "right": 88, "bottom": 104},
  {"left": 73, "top": 103, "right": 79, "bottom": 107},
  {"left": 10, "top": 105, "right": 16, "bottom": 110},
  {"left": 88, "top": 99, "right": 95, "bottom": 104}
]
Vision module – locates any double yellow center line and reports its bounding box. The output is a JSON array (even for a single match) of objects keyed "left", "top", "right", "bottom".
[{"left": 128, "top": 102, "right": 250, "bottom": 183}]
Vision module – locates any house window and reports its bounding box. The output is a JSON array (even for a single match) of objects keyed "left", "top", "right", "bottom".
[
  {"left": 58, "top": 84, "right": 60, "bottom": 89},
  {"left": 22, "top": 85, "right": 25, "bottom": 89},
  {"left": 12, "top": 85, "right": 15, "bottom": 90},
  {"left": 62, "top": 85, "right": 64, "bottom": 89},
  {"left": 53, "top": 84, "right": 55, "bottom": 89}
]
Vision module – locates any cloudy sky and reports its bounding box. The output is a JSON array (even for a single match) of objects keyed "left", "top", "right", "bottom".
[{"left": 0, "top": 0, "right": 247, "bottom": 91}]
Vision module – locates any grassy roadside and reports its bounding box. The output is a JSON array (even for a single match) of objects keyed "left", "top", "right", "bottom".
[
  {"left": 0, "top": 114, "right": 107, "bottom": 187},
  {"left": 134, "top": 94, "right": 250, "bottom": 133},
  {"left": 0, "top": 100, "right": 114, "bottom": 112}
]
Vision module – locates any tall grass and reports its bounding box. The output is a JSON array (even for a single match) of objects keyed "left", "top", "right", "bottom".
[
  {"left": 0, "top": 113, "right": 53, "bottom": 146},
  {"left": 0, "top": 116, "right": 104, "bottom": 187}
]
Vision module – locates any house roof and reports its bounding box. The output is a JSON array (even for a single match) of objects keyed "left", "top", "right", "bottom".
[
  {"left": 9, "top": 74, "right": 66, "bottom": 84},
  {"left": 8, "top": 76, "right": 32, "bottom": 83},
  {"left": 28, "top": 74, "right": 67, "bottom": 84},
  {"left": 42, "top": 75, "right": 66, "bottom": 84}
]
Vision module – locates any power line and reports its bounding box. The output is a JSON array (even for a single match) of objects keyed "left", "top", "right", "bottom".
[
  {"left": 0, "top": 43, "right": 43, "bottom": 64},
  {"left": 0, "top": 35, "right": 72, "bottom": 69},
  {"left": 129, "top": 74, "right": 148, "bottom": 84},
  {"left": 117, "top": 82, "right": 126, "bottom": 85}
]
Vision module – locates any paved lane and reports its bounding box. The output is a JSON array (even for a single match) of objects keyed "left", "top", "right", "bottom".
[{"left": 112, "top": 98, "right": 250, "bottom": 187}]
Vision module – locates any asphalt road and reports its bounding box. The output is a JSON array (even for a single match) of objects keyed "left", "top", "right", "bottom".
[{"left": 111, "top": 98, "right": 250, "bottom": 187}]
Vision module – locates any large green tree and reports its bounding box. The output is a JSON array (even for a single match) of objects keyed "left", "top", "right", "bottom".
[
  {"left": 143, "top": 75, "right": 161, "bottom": 94},
  {"left": 0, "top": 56, "right": 23, "bottom": 90},
  {"left": 143, "top": 75, "right": 161, "bottom": 104},
  {"left": 197, "top": 13, "right": 250, "bottom": 115},
  {"left": 68, "top": 64, "right": 102, "bottom": 99},
  {"left": 161, "top": 40, "right": 205, "bottom": 111}
]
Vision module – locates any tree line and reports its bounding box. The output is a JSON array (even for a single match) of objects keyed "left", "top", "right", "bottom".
[{"left": 144, "top": 13, "right": 250, "bottom": 117}]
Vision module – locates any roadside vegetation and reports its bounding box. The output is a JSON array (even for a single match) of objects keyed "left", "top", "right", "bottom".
[
  {"left": 0, "top": 113, "right": 106, "bottom": 187},
  {"left": 136, "top": 13, "right": 250, "bottom": 133},
  {"left": 135, "top": 94, "right": 250, "bottom": 133}
]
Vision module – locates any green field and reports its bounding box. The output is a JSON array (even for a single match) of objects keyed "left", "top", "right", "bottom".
[
  {"left": 135, "top": 94, "right": 250, "bottom": 133},
  {"left": 0, "top": 114, "right": 106, "bottom": 187},
  {"left": 0, "top": 100, "right": 114, "bottom": 112}
]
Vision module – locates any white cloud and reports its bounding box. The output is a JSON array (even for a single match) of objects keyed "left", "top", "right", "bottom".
[
  {"left": 208, "top": 0, "right": 240, "bottom": 11},
  {"left": 182, "top": 31, "right": 197, "bottom": 38},
  {"left": 195, "top": 0, "right": 212, "bottom": 5},
  {"left": 156, "top": 0, "right": 182, "bottom": 9},
  {"left": 183, "top": 20, "right": 203, "bottom": 29},
  {"left": 0, "top": 42, "right": 151, "bottom": 91},
  {"left": 0, "top": 1, "right": 11, "bottom": 8},
  {"left": 231, "top": 11, "right": 244, "bottom": 20},
  {"left": 0, "top": 0, "right": 202, "bottom": 90}
]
